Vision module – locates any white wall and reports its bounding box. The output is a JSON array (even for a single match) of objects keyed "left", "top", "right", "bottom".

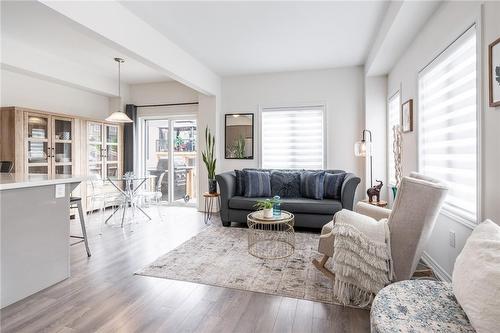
[
  {"left": 220, "top": 67, "right": 366, "bottom": 199},
  {"left": 387, "top": 1, "right": 500, "bottom": 280},
  {"left": 1, "top": 68, "right": 110, "bottom": 119},
  {"left": 129, "top": 81, "right": 198, "bottom": 106},
  {"left": 364, "top": 76, "right": 388, "bottom": 199}
]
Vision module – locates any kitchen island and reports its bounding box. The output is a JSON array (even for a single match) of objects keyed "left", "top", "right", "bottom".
[{"left": 0, "top": 174, "right": 82, "bottom": 308}]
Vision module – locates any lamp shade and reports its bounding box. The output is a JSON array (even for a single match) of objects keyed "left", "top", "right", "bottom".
[
  {"left": 354, "top": 140, "right": 372, "bottom": 157},
  {"left": 105, "top": 111, "right": 133, "bottom": 123}
]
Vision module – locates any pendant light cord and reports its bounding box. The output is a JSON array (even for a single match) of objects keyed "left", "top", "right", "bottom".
[{"left": 118, "top": 60, "right": 121, "bottom": 99}]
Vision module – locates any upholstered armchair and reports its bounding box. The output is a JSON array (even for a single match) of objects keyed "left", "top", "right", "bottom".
[{"left": 313, "top": 172, "right": 448, "bottom": 282}]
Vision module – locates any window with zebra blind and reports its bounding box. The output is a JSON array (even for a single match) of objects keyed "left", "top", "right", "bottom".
[
  {"left": 418, "top": 25, "right": 478, "bottom": 223},
  {"left": 261, "top": 106, "right": 325, "bottom": 169},
  {"left": 388, "top": 91, "right": 401, "bottom": 185}
]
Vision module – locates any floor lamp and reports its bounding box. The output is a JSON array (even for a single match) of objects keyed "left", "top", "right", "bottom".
[{"left": 354, "top": 129, "right": 373, "bottom": 188}]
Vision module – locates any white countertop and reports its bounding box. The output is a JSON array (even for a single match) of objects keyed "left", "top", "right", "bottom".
[{"left": 0, "top": 174, "right": 83, "bottom": 190}]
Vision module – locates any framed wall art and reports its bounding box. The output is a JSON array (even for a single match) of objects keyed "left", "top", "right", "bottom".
[
  {"left": 401, "top": 99, "right": 413, "bottom": 133},
  {"left": 489, "top": 37, "right": 500, "bottom": 107}
]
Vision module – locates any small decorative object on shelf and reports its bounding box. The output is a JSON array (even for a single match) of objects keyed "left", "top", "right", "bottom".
[
  {"left": 202, "top": 126, "right": 217, "bottom": 193},
  {"left": 367, "top": 180, "right": 383, "bottom": 203},
  {"left": 392, "top": 124, "right": 403, "bottom": 199},
  {"left": 273, "top": 195, "right": 281, "bottom": 217},
  {"left": 254, "top": 198, "right": 275, "bottom": 219}
]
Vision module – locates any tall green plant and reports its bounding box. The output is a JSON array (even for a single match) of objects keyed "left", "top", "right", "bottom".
[{"left": 202, "top": 126, "right": 216, "bottom": 179}]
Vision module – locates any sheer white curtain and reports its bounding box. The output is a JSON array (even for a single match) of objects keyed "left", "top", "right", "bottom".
[
  {"left": 418, "top": 25, "right": 478, "bottom": 222},
  {"left": 261, "top": 106, "right": 325, "bottom": 169}
]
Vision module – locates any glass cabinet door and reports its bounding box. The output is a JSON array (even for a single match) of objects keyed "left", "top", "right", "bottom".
[
  {"left": 88, "top": 122, "right": 104, "bottom": 178},
  {"left": 53, "top": 117, "right": 74, "bottom": 175},
  {"left": 104, "top": 125, "right": 119, "bottom": 178},
  {"left": 26, "top": 113, "right": 50, "bottom": 175}
]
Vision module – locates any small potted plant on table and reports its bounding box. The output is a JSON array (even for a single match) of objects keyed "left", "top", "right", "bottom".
[{"left": 254, "top": 198, "right": 276, "bottom": 218}]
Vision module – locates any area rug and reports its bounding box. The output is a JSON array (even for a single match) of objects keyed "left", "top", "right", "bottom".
[{"left": 136, "top": 226, "right": 345, "bottom": 306}]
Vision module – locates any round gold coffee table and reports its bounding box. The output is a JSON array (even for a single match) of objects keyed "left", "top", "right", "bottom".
[{"left": 247, "top": 210, "right": 295, "bottom": 259}]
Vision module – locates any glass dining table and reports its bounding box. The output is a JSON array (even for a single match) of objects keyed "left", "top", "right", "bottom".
[{"left": 104, "top": 175, "right": 153, "bottom": 227}]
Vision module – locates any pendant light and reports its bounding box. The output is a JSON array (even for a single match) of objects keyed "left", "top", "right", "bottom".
[{"left": 106, "top": 57, "right": 133, "bottom": 123}]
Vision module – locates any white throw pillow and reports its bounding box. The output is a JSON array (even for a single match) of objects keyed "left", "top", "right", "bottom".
[{"left": 452, "top": 219, "right": 500, "bottom": 333}]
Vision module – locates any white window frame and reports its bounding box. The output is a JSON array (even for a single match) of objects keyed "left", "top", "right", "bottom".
[
  {"left": 417, "top": 23, "right": 481, "bottom": 228},
  {"left": 259, "top": 104, "right": 327, "bottom": 170},
  {"left": 387, "top": 90, "right": 401, "bottom": 187}
]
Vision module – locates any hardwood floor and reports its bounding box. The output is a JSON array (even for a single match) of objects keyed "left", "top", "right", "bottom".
[{"left": 0, "top": 206, "right": 370, "bottom": 333}]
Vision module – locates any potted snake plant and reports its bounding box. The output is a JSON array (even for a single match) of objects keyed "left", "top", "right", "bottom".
[{"left": 202, "top": 126, "right": 217, "bottom": 193}]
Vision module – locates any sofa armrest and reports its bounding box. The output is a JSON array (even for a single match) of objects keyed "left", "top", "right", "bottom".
[
  {"left": 354, "top": 202, "right": 392, "bottom": 221},
  {"left": 341, "top": 173, "right": 360, "bottom": 210},
  {"left": 215, "top": 171, "right": 236, "bottom": 225}
]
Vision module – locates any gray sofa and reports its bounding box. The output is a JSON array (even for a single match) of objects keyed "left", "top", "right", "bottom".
[{"left": 216, "top": 169, "right": 360, "bottom": 229}]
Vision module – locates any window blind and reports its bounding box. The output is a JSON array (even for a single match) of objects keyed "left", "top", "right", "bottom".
[
  {"left": 388, "top": 92, "right": 401, "bottom": 185},
  {"left": 418, "top": 25, "right": 477, "bottom": 222},
  {"left": 261, "top": 106, "right": 324, "bottom": 169}
]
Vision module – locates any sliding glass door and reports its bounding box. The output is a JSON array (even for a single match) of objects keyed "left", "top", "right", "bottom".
[{"left": 143, "top": 118, "right": 197, "bottom": 205}]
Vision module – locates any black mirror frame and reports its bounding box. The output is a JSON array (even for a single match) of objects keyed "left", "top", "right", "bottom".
[{"left": 224, "top": 113, "right": 254, "bottom": 159}]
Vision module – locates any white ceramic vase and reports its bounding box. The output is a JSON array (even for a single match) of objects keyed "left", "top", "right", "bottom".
[{"left": 263, "top": 208, "right": 273, "bottom": 218}]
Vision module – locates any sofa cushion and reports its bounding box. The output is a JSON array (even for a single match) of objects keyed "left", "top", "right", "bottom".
[
  {"left": 324, "top": 172, "right": 346, "bottom": 199},
  {"left": 270, "top": 171, "right": 301, "bottom": 198},
  {"left": 371, "top": 280, "right": 474, "bottom": 333},
  {"left": 229, "top": 196, "right": 341, "bottom": 215},
  {"left": 234, "top": 170, "right": 245, "bottom": 196},
  {"left": 243, "top": 170, "right": 271, "bottom": 197},
  {"left": 300, "top": 171, "right": 325, "bottom": 200},
  {"left": 452, "top": 219, "right": 500, "bottom": 333}
]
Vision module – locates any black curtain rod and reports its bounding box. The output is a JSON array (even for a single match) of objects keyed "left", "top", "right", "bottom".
[{"left": 135, "top": 102, "right": 199, "bottom": 108}]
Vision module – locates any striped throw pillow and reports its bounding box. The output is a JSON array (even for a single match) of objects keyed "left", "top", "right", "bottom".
[
  {"left": 300, "top": 171, "right": 325, "bottom": 200},
  {"left": 244, "top": 170, "right": 271, "bottom": 197},
  {"left": 323, "top": 172, "right": 346, "bottom": 199},
  {"left": 234, "top": 170, "right": 245, "bottom": 196}
]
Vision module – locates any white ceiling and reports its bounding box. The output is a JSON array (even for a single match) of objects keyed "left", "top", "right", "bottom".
[
  {"left": 1, "top": 1, "right": 171, "bottom": 85},
  {"left": 121, "top": 1, "right": 389, "bottom": 76}
]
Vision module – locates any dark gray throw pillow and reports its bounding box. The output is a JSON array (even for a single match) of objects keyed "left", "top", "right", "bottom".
[
  {"left": 244, "top": 170, "right": 271, "bottom": 197},
  {"left": 324, "top": 172, "right": 346, "bottom": 200},
  {"left": 270, "top": 171, "right": 301, "bottom": 198},
  {"left": 300, "top": 171, "right": 325, "bottom": 200},
  {"left": 234, "top": 170, "right": 245, "bottom": 196}
]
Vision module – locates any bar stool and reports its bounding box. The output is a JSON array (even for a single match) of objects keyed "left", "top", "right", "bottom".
[{"left": 70, "top": 197, "right": 91, "bottom": 257}]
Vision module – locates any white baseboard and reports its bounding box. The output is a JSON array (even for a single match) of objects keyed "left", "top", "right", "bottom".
[{"left": 421, "top": 252, "right": 452, "bottom": 282}]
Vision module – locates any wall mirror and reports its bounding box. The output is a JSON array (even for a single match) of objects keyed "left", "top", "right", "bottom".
[{"left": 225, "top": 113, "right": 254, "bottom": 159}]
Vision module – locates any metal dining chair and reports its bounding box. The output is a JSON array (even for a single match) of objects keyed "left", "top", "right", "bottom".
[{"left": 0, "top": 161, "right": 14, "bottom": 173}]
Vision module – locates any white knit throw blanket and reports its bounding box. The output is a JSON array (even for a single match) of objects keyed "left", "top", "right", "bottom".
[{"left": 331, "top": 209, "right": 393, "bottom": 307}]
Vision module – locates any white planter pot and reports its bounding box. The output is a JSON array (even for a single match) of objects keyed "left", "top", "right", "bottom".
[{"left": 263, "top": 208, "right": 273, "bottom": 218}]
